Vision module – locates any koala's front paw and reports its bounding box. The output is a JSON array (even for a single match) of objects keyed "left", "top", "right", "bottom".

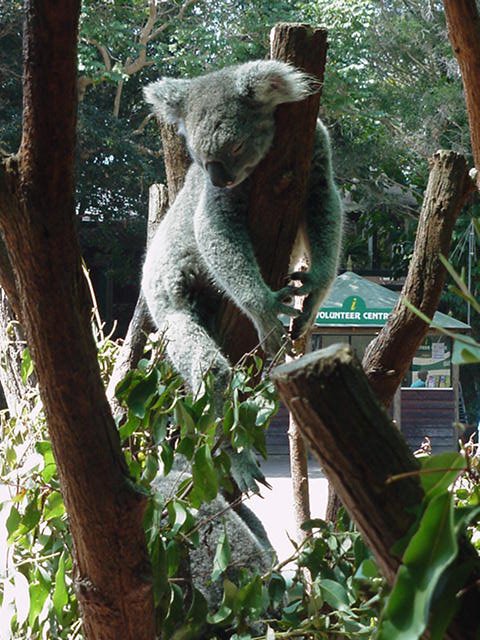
[
  {"left": 291, "top": 294, "right": 319, "bottom": 340},
  {"left": 288, "top": 272, "right": 330, "bottom": 341},
  {"left": 288, "top": 270, "right": 317, "bottom": 296}
]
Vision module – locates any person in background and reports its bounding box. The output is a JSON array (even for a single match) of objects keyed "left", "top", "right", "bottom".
[{"left": 411, "top": 370, "right": 428, "bottom": 388}]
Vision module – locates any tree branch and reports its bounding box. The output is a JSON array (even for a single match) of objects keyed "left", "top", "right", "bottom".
[
  {"left": 272, "top": 346, "right": 480, "bottom": 639},
  {"left": 444, "top": 0, "right": 480, "bottom": 189},
  {"left": 0, "top": 3, "right": 156, "bottom": 636},
  {"left": 363, "top": 150, "right": 475, "bottom": 406},
  {"left": 218, "top": 23, "right": 329, "bottom": 363}
]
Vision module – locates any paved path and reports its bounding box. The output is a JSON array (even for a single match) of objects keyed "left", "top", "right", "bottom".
[{"left": 246, "top": 455, "right": 329, "bottom": 562}]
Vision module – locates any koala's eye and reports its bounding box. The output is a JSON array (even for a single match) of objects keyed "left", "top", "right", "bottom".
[{"left": 231, "top": 141, "right": 245, "bottom": 156}]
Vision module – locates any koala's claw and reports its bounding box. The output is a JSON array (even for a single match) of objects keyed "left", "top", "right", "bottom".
[
  {"left": 278, "top": 303, "right": 300, "bottom": 317},
  {"left": 288, "top": 271, "right": 316, "bottom": 296}
]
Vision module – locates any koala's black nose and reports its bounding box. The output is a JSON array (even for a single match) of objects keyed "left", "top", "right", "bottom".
[{"left": 205, "top": 161, "right": 234, "bottom": 188}]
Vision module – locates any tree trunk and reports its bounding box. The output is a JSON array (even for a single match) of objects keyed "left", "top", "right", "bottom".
[
  {"left": 288, "top": 411, "right": 311, "bottom": 539},
  {"left": 158, "top": 121, "right": 191, "bottom": 205},
  {"left": 0, "top": 3, "right": 155, "bottom": 638},
  {"left": 363, "top": 150, "right": 474, "bottom": 406},
  {"left": 217, "top": 23, "right": 329, "bottom": 363},
  {"left": 443, "top": 0, "right": 480, "bottom": 190},
  {"left": 272, "top": 345, "right": 480, "bottom": 639},
  {"left": 106, "top": 183, "right": 167, "bottom": 412}
]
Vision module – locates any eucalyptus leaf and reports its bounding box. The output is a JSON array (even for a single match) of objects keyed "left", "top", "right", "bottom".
[
  {"left": 211, "top": 526, "right": 231, "bottom": 581},
  {"left": 319, "top": 578, "right": 349, "bottom": 611},
  {"left": 420, "top": 453, "right": 466, "bottom": 500},
  {"left": 192, "top": 444, "right": 218, "bottom": 502},
  {"left": 28, "top": 581, "right": 49, "bottom": 627},
  {"left": 52, "top": 553, "right": 68, "bottom": 619},
  {"left": 43, "top": 491, "right": 65, "bottom": 521},
  {"left": 377, "top": 492, "right": 457, "bottom": 640}
]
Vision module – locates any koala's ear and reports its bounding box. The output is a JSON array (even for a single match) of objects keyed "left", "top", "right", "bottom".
[
  {"left": 143, "top": 78, "right": 190, "bottom": 124},
  {"left": 235, "top": 60, "right": 318, "bottom": 107}
]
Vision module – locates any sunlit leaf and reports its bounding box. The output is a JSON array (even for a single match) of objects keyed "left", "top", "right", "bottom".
[
  {"left": 127, "top": 369, "right": 159, "bottom": 418},
  {"left": 52, "top": 553, "right": 68, "bottom": 619},
  {"left": 28, "top": 581, "right": 49, "bottom": 627},
  {"left": 211, "top": 526, "right": 231, "bottom": 581},
  {"left": 43, "top": 491, "right": 65, "bottom": 521},
  {"left": 377, "top": 492, "right": 457, "bottom": 640},
  {"left": 420, "top": 453, "right": 466, "bottom": 500}
]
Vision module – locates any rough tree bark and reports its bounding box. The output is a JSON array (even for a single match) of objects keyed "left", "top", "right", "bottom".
[
  {"left": 443, "top": 0, "right": 480, "bottom": 190},
  {"left": 217, "top": 23, "right": 329, "bottom": 363},
  {"left": 272, "top": 345, "right": 480, "bottom": 639},
  {"left": 0, "top": 3, "right": 155, "bottom": 639},
  {"left": 363, "top": 150, "right": 474, "bottom": 406}
]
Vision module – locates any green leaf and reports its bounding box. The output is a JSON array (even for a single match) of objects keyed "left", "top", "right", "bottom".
[
  {"left": 126, "top": 369, "right": 159, "bottom": 418},
  {"left": 150, "top": 536, "right": 168, "bottom": 608},
  {"left": 236, "top": 575, "right": 266, "bottom": 617},
  {"left": 420, "top": 453, "right": 466, "bottom": 500},
  {"left": 119, "top": 413, "right": 141, "bottom": 441},
  {"left": 319, "top": 578, "right": 349, "bottom": 611},
  {"left": 21, "top": 347, "right": 34, "bottom": 384},
  {"left": 115, "top": 369, "right": 141, "bottom": 400},
  {"left": 6, "top": 505, "right": 21, "bottom": 539},
  {"left": 11, "top": 501, "right": 41, "bottom": 541},
  {"left": 452, "top": 335, "right": 480, "bottom": 365},
  {"left": 175, "top": 400, "right": 196, "bottom": 435},
  {"left": 268, "top": 572, "right": 286, "bottom": 609},
  {"left": 192, "top": 444, "right": 218, "bottom": 502},
  {"left": 28, "top": 580, "right": 49, "bottom": 627},
  {"left": 141, "top": 454, "right": 159, "bottom": 484},
  {"left": 354, "top": 558, "right": 379, "bottom": 581},
  {"left": 43, "top": 491, "right": 65, "bottom": 521},
  {"left": 52, "top": 553, "right": 69, "bottom": 619},
  {"left": 167, "top": 500, "right": 188, "bottom": 535},
  {"left": 36, "top": 440, "right": 57, "bottom": 483},
  {"left": 151, "top": 412, "right": 168, "bottom": 444},
  {"left": 377, "top": 492, "right": 457, "bottom": 640},
  {"left": 211, "top": 526, "right": 231, "bottom": 581},
  {"left": 207, "top": 579, "right": 236, "bottom": 624},
  {"left": 429, "top": 562, "right": 473, "bottom": 640},
  {"left": 160, "top": 442, "right": 174, "bottom": 475}
]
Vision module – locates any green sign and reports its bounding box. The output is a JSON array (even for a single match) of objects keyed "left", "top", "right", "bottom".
[{"left": 315, "top": 295, "right": 391, "bottom": 326}]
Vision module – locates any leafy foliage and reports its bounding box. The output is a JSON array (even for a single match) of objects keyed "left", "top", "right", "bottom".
[
  {"left": 377, "top": 449, "right": 480, "bottom": 640},
  {"left": 0, "top": 338, "right": 387, "bottom": 639}
]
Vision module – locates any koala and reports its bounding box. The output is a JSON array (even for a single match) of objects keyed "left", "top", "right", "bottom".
[{"left": 142, "top": 60, "right": 343, "bottom": 401}]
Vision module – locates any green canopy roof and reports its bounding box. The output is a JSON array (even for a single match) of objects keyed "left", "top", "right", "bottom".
[{"left": 315, "top": 271, "right": 470, "bottom": 330}]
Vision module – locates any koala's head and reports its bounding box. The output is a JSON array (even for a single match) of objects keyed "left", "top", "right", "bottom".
[{"left": 144, "top": 61, "right": 317, "bottom": 188}]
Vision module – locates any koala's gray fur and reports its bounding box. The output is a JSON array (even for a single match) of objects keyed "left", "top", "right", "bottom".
[
  {"left": 143, "top": 60, "right": 343, "bottom": 398},
  {"left": 153, "top": 464, "right": 275, "bottom": 608}
]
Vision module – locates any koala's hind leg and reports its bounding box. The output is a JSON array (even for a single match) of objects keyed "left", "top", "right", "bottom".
[{"left": 163, "top": 309, "right": 231, "bottom": 410}]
